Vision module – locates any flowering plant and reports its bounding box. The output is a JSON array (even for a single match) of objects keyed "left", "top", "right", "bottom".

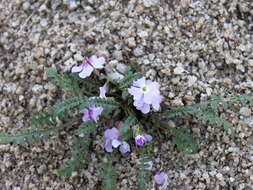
[{"left": 0, "top": 54, "right": 252, "bottom": 189}]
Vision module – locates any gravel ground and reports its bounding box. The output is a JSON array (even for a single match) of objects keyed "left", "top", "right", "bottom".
[{"left": 0, "top": 0, "right": 253, "bottom": 189}]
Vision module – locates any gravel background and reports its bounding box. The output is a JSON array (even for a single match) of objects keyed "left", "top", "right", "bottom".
[{"left": 0, "top": 0, "right": 253, "bottom": 189}]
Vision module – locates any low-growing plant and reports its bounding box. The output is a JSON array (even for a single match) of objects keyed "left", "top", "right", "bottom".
[{"left": 0, "top": 55, "right": 252, "bottom": 189}]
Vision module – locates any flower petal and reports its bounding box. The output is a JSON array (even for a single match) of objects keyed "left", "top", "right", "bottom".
[
  {"left": 99, "top": 86, "right": 106, "bottom": 98},
  {"left": 135, "top": 135, "right": 146, "bottom": 146},
  {"left": 128, "top": 86, "right": 143, "bottom": 100},
  {"left": 104, "top": 139, "right": 113, "bottom": 152},
  {"left": 154, "top": 172, "right": 168, "bottom": 185},
  {"left": 140, "top": 103, "right": 150, "bottom": 114},
  {"left": 90, "top": 106, "right": 103, "bottom": 122},
  {"left": 104, "top": 128, "right": 119, "bottom": 140},
  {"left": 78, "top": 65, "right": 93, "bottom": 78},
  {"left": 143, "top": 134, "right": 152, "bottom": 142},
  {"left": 90, "top": 55, "right": 105, "bottom": 69},
  {"left": 152, "top": 95, "right": 163, "bottom": 111},
  {"left": 133, "top": 96, "right": 145, "bottom": 108},
  {"left": 112, "top": 139, "right": 122, "bottom": 148},
  {"left": 119, "top": 141, "right": 130, "bottom": 153},
  {"left": 143, "top": 91, "right": 154, "bottom": 104},
  {"left": 80, "top": 109, "right": 90, "bottom": 122},
  {"left": 71, "top": 65, "right": 83, "bottom": 73},
  {"left": 133, "top": 77, "right": 146, "bottom": 87}
]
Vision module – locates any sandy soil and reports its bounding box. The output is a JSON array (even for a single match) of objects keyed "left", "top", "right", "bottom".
[{"left": 0, "top": 0, "right": 253, "bottom": 189}]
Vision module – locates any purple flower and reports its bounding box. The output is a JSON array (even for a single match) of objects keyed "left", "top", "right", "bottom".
[
  {"left": 103, "top": 128, "right": 131, "bottom": 154},
  {"left": 154, "top": 172, "right": 169, "bottom": 190},
  {"left": 128, "top": 77, "right": 163, "bottom": 114},
  {"left": 71, "top": 55, "right": 105, "bottom": 78},
  {"left": 80, "top": 86, "right": 106, "bottom": 123},
  {"left": 135, "top": 134, "right": 152, "bottom": 146}
]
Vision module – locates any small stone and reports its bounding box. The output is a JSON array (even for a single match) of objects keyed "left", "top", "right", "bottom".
[
  {"left": 40, "top": 19, "right": 48, "bottom": 27},
  {"left": 4, "top": 83, "right": 17, "bottom": 93},
  {"left": 244, "top": 117, "right": 253, "bottom": 128},
  {"left": 74, "top": 53, "right": 84, "bottom": 61},
  {"left": 0, "top": 145, "right": 10, "bottom": 152},
  {"left": 22, "top": 1, "right": 30, "bottom": 10},
  {"left": 108, "top": 72, "right": 124, "bottom": 81},
  {"left": 143, "top": 0, "right": 157, "bottom": 7},
  {"left": 64, "top": 58, "right": 76, "bottom": 71},
  {"left": 11, "top": 20, "right": 20, "bottom": 28},
  {"left": 188, "top": 76, "right": 197, "bottom": 86},
  {"left": 39, "top": 4, "right": 47, "bottom": 12},
  {"left": 248, "top": 59, "right": 253, "bottom": 67},
  {"left": 236, "top": 64, "right": 245, "bottom": 72},
  {"left": 206, "top": 87, "right": 212, "bottom": 96},
  {"left": 68, "top": 0, "right": 78, "bottom": 10},
  {"left": 216, "top": 173, "right": 223, "bottom": 180},
  {"left": 133, "top": 47, "right": 144, "bottom": 56},
  {"left": 172, "top": 98, "right": 184, "bottom": 106},
  {"left": 32, "top": 84, "right": 43, "bottom": 94},
  {"left": 116, "top": 64, "right": 127, "bottom": 74},
  {"left": 127, "top": 37, "right": 136, "bottom": 48},
  {"left": 174, "top": 66, "right": 185, "bottom": 75},
  {"left": 192, "top": 128, "right": 200, "bottom": 136},
  {"left": 138, "top": 31, "right": 148, "bottom": 38},
  {"left": 240, "top": 107, "right": 251, "bottom": 117},
  {"left": 32, "top": 33, "right": 41, "bottom": 45}
]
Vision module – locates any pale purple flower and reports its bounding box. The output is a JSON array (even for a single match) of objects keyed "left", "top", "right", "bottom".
[
  {"left": 135, "top": 134, "right": 152, "bottom": 146},
  {"left": 103, "top": 128, "right": 131, "bottom": 154},
  {"left": 104, "top": 128, "right": 121, "bottom": 152},
  {"left": 154, "top": 172, "right": 169, "bottom": 190},
  {"left": 119, "top": 141, "right": 131, "bottom": 153},
  {"left": 128, "top": 77, "right": 163, "bottom": 114},
  {"left": 71, "top": 55, "right": 105, "bottom": 78},
  {"left": 80, "top": 86, "right": 106, "bottom": 123},
  {"left": 80, "top": 107, "right": 103, "bottom": 123}
]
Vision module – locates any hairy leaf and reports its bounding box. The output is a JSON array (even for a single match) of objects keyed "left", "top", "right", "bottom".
[
  {"left": 137, "top": 155, "right": 151, "bottom": 190},
  {"left": 80, "top": 97, "right": 119, "bottom": 111},
  {"left": 119, "top": 72, "right": 143, "bottom": 89},
  {"left": 53, "top": 97, "right": 87, "bottom": 117},
  {"left": 0, "top": 127, "right": 52, "bottom": 145},
  {"left": 74, "top": 121, "right": 97, "bottom": 136},
  {"left": 120, "top": 115, "right": 136, "bottom": 141},
  {"left": 100, "top": 161, "right": 118, "bottom": 190},
  {"left": 58, "top": 136, "right": 91, "bottom": 177},
  {"left": 165, "top": 95, "right": 253, "bottom": 130},
  {"left": 173, "top": 128, "right": 198, "bottom": 154}
]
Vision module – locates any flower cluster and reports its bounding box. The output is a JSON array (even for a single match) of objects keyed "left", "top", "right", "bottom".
[
  {"left": 103, "top": 128, "right": 130, "bottom": 153},
  {"left": 71, "top": 55, "right": 162, "bottom": 154},
  {"left": 128, "top": 77, "right": 163, "bottom": 114}
]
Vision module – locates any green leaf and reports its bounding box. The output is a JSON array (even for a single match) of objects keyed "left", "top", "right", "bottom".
[
  {"left": 74, "top": 121, "right": 97, "bottom": 136},
  {"left": 119, "top": 72, "right": 143, "bottom": 89},
  {"left": 137, "top": 155, "right": 151, "bottom": 190},
  {"left": 196, "top": 111, "right": 233, "bottom": 130},
  {"left": 173, "top": 128, "right": 198, "bottom": 154},
  {"left": 100, "top": 160, "right": 118, "bottom": 190},
  {"left": 58, "top": 136, "right": 91, "bottom": 177},
  {"left": 165, "top": 106, "right": 198, "bottom": 119},
  {"left": 53, "top": 97, "right": 87, "bottom": 117},
  {"left": 120, "top": 115, "right": 136, "bottom": 141},
  {"left": 80, "top": 97, "right": 119, "bottom": 111},
  {"left": 0, "top": 128, "right": 52, "bottom": 145}
]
